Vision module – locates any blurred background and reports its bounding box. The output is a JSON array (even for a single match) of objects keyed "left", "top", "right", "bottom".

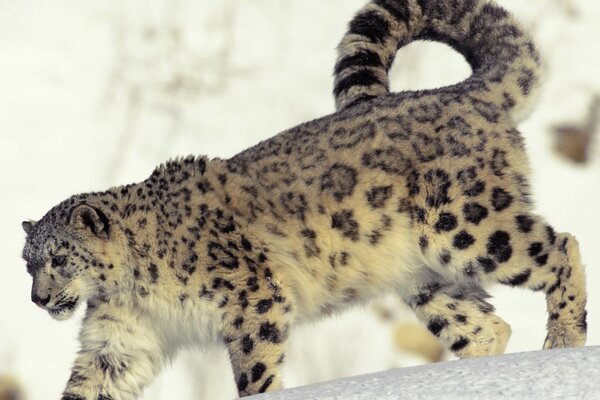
[{"left": 0, "top": 0, "right": 598, "bottom": 399}]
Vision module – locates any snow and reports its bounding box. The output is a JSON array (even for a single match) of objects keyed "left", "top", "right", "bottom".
[
  {"left": 0, "top": 0, "right": 599, "bottom": 399},
  {"left": 251, "top": 347, "right": 600, "bottom": 400}
]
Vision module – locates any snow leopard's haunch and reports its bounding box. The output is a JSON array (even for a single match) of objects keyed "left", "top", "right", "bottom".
[{"left": 334, "top": 0, "right": 541, "bottom": 123}]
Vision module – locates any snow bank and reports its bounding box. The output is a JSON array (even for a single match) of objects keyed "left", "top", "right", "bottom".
[{"left": 251, "top": 347, "right": 600, "bottom": 399}]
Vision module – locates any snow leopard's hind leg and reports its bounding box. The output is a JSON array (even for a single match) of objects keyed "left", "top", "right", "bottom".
[
  {"left": 484, "top": 216, "right": 587, "bottom": 349},
  {"left": 404, "top": 276, "right": 511, "bottom": 358},
  {"left": 541, "top": 232, "right": 587, "bottom": 348}
]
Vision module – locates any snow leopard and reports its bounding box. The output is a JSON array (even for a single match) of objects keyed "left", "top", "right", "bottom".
[{"left": 22, "top": 0, "right": 587, "bottom": 398}]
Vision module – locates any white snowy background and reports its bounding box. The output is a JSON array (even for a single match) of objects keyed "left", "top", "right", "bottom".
[{"left": 0, "top": 0, "right": 598, "bottom": 399}]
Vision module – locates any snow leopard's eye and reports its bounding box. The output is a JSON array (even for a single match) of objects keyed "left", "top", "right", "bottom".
[{"left": 51, "top": 255, "right": 67, "bottom": 268}]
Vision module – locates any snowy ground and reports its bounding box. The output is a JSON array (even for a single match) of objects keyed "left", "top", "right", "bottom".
[
  {"left": 252, "top": 347, "right": 600, "bottom": 400},
  {"left": 0, "top": 0, "right": 599, "bottom": 399}
]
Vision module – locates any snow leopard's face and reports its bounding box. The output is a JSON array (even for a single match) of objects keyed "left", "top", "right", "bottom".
[{"left": 22, "top": 201, "right": 115, "bottom": 320}]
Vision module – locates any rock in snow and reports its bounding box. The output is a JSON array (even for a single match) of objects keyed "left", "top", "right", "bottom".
[{"left": 250, "top": 347, "right": 600, "bottom": 399}]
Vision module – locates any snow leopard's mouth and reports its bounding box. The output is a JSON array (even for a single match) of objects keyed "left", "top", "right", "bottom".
[{"left": 48, "top": 297, "right": 79, "bottom": 320}]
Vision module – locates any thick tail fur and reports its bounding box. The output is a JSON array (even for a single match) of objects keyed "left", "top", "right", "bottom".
[{"left": 333, "top": 0, "right": 542, "bottom": 123}]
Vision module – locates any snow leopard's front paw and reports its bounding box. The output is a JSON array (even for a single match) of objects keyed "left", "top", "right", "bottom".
[
  {"left": 62, "top": 391, "right": 100, "bottom": 400},
  {"left": 62, "top": 385, "right": 122, "bottom": 400}
]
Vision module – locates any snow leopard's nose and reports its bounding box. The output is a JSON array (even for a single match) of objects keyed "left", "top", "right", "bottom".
[{"left": 32, "top": 292, "right": 50, "bottom": 307}]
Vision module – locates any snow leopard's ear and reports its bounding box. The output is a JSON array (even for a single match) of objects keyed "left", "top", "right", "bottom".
[
  {"left": 70, "top": 204, "right": 110, "bottom": 239},
  {"left": 22, "top": 220, "right": 36, "bottom": 235}
]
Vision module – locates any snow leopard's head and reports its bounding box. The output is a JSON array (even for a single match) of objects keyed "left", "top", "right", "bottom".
[{"left": 22, "top": 197, "right": 124, "bottom": 320}]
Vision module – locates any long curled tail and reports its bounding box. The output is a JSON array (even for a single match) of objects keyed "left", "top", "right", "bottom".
[{"left": 333, "top": 0, "right": 542, "bottom": 123}]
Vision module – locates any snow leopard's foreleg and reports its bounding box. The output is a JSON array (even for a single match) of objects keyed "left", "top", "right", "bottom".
[{"left": 62, "top": 301, "right": 165, "bottom": 400}]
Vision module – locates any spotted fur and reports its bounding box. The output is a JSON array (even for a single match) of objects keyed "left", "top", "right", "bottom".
[{"left": 22, "top": 0, "right": 586, "bottom": 399}]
